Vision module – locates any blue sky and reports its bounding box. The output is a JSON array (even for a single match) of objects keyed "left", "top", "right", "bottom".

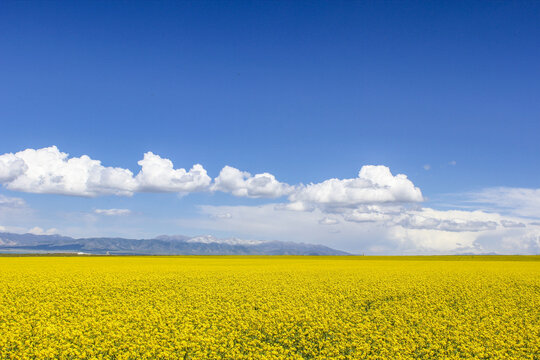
[{"left": 1, "top": 1, "right": 539, "bottom": 254}]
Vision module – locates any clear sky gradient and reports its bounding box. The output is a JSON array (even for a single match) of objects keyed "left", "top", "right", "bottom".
[{"left": 1, "top": 1, "right": 539, "bottom": 254}]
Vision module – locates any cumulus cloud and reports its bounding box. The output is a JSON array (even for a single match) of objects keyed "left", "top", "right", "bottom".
[
  {"left": 136, "top": 152, "right": 211, "bottom": 193},
  {"left": 94, "top": 208, "right": 132, "bottom": 216},
  {"left": 0, "top": 153, "right": 27, "bottom": 182},
  {"left": 1, "top": 147, "right": 427, "bottom": 214},
  {"left": 213, "top": 166, "right": 293, "bottom": 198},
  {"left": 289, "top": 165, "right": 423, "bottom": 212},
  {"left": 0, "top": 146, "right": 211, "bottom": 197},
  {"left": 0, "top": 147, "right": 137, "bottom": 196},
  {"left": 5, "top": 146, "right": 537, "bottom": 255}
]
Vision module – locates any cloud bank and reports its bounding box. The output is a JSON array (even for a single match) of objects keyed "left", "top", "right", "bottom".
[
  {"left": 0, "top": 147, "right": 210, "bottom": 197},
  {"left": 181, "top": 204, "right": 539, "bottom": 255},
  {"left": 0, "top": 147, "right": 137, "bottom": 196},
  {"left": 2, "top": 146, "right": 539, "bottom": 254},
  {"left": 0, "top": 147, "right": 421, "bottom": 210},
  {"left": 212, "top": 166, "right": 293, "bottom": 198}
]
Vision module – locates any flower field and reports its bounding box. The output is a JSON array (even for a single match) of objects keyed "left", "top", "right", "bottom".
[{"left": 0, "top": 255, "right": 538, "bottom": 359}]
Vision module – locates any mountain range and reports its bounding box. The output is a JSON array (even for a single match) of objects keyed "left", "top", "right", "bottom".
[{"left": 0, "top": 232, "right": 349, "bottom": 255}]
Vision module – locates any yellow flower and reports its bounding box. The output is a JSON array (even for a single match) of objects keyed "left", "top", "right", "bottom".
[{"left": 0, "top": 255, "right": 538, "bottom": 359}]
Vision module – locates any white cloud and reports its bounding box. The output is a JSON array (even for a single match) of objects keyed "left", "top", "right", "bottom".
[
  {"left": 318, "top": 217, "right": 339, "bottom": 225},
  {"left": 1, "top": 146, "right": 137, "bottom": 196},
  {"left": 1, "top": 148, "right": 425, "bottom": 213},
  {"left": 500, "top": 220, "right": 526, "bottom": 228},
  {"left": 0, "top": 224, "right": 33, "bottom": 234},
  {"left": 387, "top": 226, "right": 479, "bottom": 253},
  {"left": 28, "top": 226, "right": 58, "bottom": 235},
  {"left": 0, "top": 146, "right": 211, "bottom": 197},
  {"left": 449, "top": 160, "right": 457, "bottom": 166},
  {"left": 213, "top": 166, "right": 293, "bottom": 198},
  {"left": 135, "top": 152, "right": 211, "bottom": 193},
  {"left": 27, "top": 227, "right": 42, "bottom": 235},
  {"left": 274, "top": 201, "right": 315, "bottom": 212},
  {"left": 173, "top": 204, "right": 443, "bottom": 254},
  {"left": 3, "top": 146, "right": 538, "bottom": 255},
  {"left": 0, "top": 153, "right": 27, "bottom": 182},
  {"left": 344, "top": 210, "right": 392, "bottom": 223},
  {"left": 423, "top": 164, "right": 431, "bottom": 171},
  {"left": 211, "top": 212, "right": 232, "bottom": 219},
  {"left": 337, "top": 205, "right": 503, "bottom": 232},
  {"left": 473, "top": 228, "right": 540, "bottom": 254},
  {"left": 396, "top": 215, "right": 497, "bottom": 232},
  {"left": 465, "top": 187, "right": 540, "bottom": 219},
  {"left": 0, "top": 194, "right": 25, "bottom": 207},
  {"left": 289, "top": 165, "right": 423, "bottom": 212},
  {"left": 392, "top": 207, "right": 507, "bottom": 232},
  {"left": 178, "top": 204, "right": 376, "bottom": 252},
  {"left": 174, "top": 201, "right": 540, "bottom": 255},
  {"left": 94, "top": 208, "right": 132, "bottom": 216},
  {"left": 0, "top": 194, "right": 33, "bottom": 232}
]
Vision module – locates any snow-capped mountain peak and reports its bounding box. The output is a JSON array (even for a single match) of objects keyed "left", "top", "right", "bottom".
[{"left": 186, "top": 235, "right": 263, "bottom": 246}]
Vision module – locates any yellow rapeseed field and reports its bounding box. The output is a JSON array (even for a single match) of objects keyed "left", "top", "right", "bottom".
[{"left": 0, "top": 256, "right": 538, "bottom": 359}]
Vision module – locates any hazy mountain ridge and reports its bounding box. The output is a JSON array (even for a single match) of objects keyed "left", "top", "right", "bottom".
[{"left": 0, "top": 232, "right": 349, "bottom": 255}]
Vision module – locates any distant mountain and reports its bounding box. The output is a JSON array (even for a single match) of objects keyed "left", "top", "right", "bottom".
[{"left": 0, "top": 232, "right": 349, "bottom": 255}]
